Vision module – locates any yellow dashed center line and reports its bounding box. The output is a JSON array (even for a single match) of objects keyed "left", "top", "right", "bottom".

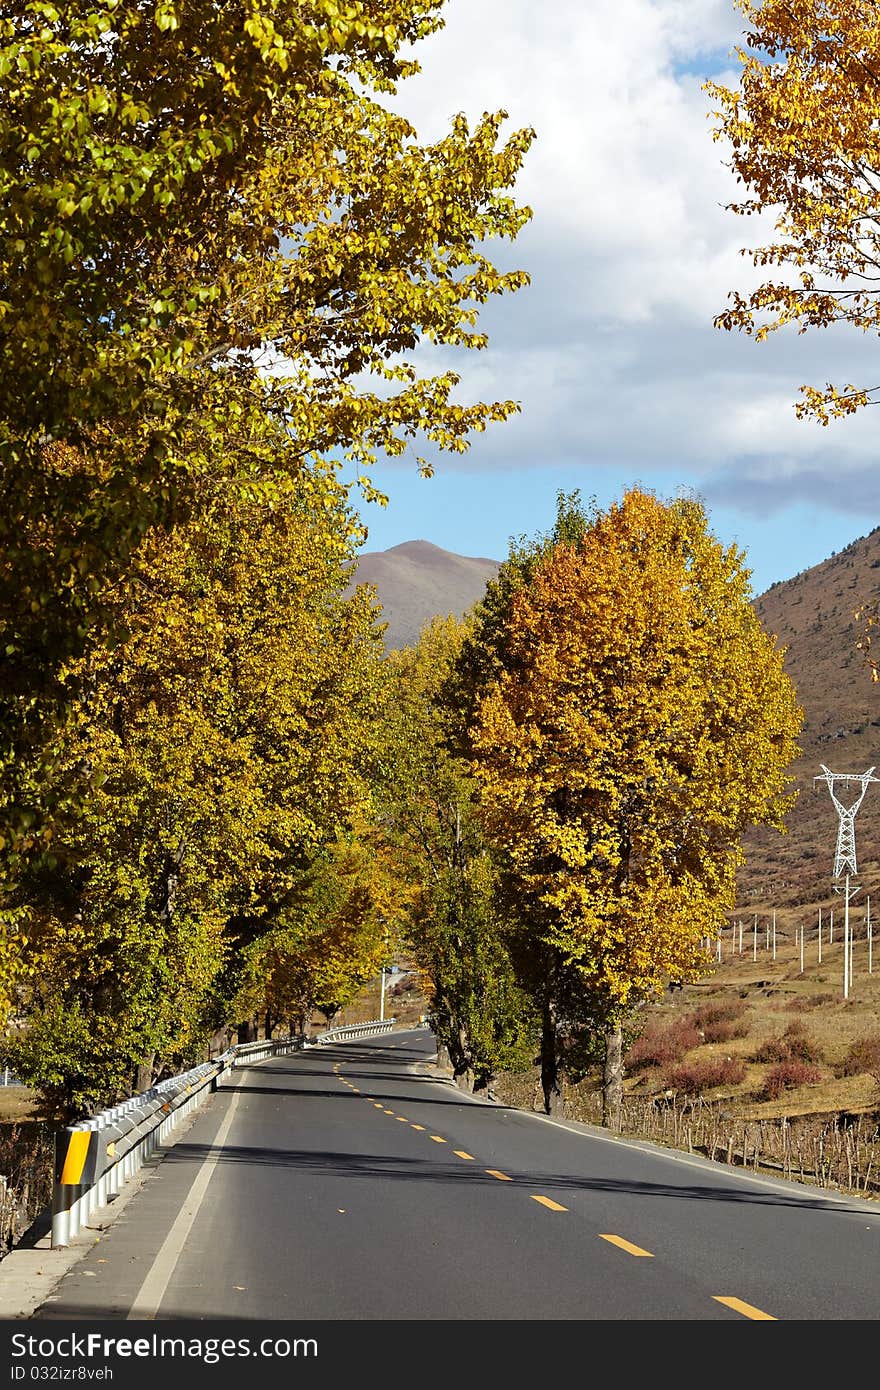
[
  {"left": 599, "top": 1234, "right": 653, "bottom": 1257},
  {"left": 713, "top": 1296, "right": 776, "bottom": 1321},
  {"left": 531, "top": 1195, "right": 567, "bottom": 1212},
  {"left": 348, "top": 1090, "right": 774, "bottom": 1316}
]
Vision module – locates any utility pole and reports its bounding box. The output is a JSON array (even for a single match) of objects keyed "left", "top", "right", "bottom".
[{"left": 818, "top": 906, "right": 822, "bottom": 964}]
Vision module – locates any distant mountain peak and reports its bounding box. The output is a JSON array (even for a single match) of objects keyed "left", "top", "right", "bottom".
[
  {"left": 347, "top": 540, "right": 501, "bottom": 651},
  {"left": 362, "top": 538, "right": 500, "bottom": 566}
]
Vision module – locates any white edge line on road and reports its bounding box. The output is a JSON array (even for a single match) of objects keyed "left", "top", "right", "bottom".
[
  {"left": 392, "top": 1028, "right": 877, "bottom": 1215},
  {"left": 127, "top": 1073, "right": 243, "bottom": 1319}
]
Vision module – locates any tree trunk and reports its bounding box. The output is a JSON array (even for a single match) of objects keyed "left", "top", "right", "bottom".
[
  {"left": 540, "top": 998, "right": 562, "bottom": 1115},
  {"left": 602, "top": 1025, "right": 624, "bottom": 1132},
  {"left": 451, "top": 1023, "right": 474, "bottom": 1090},
  {"left": 135, "top": 1053, "right": 155, "bottom": 1095}
]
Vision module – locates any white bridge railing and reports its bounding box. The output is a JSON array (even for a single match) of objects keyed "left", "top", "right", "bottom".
[
  {"left": 314, "top": 1018, "right": 395, "bottom": 1044},
  {"left": 50, "top": 1019, "right": 397, "bottom": 1248}
]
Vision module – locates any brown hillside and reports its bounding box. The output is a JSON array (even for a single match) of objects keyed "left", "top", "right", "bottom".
[
  {"left": 739, "top": 526, "right": 880, "bottom": 925},
  {"left": 347, "top": 539, "right": 500, "bottom": 651}
]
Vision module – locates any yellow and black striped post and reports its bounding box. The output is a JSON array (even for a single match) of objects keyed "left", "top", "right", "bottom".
[{"left": 52, "top": 1127, "right": 99, "bottom": 1247}]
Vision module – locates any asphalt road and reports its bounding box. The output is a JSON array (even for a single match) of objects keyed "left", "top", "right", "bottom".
[{"left": 25, "top": 1029, "right": 880, "bottom": 1322}]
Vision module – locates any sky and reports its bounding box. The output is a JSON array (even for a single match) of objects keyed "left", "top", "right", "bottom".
[{"left": 344, "top": 0, "right": 880, "bottom": 599}]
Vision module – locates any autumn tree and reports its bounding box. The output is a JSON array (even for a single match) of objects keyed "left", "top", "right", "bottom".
[
  {"left": 705, "top": 1, "right": 880, "bottom": 425},
  {"left": 705, "top": 4, "right": 880, "bottom": 676},
  {"left": 448, "top": 491, "right": 606, "bottom": 1113},
  {"left": 0, "top": 0, "right": 534, "bottom": 870},
  {"left": 231, "top": 825, "right": 390, "bottom": 1040},
  {"left": 469, "top": 489, "right": 803, "bottom": 1127},
  {"left": 4, "top": 468, "right": 386, "bottom": 1115},
  {"left": 378, "top": 614, "right": 537, "bottom": 1092}
]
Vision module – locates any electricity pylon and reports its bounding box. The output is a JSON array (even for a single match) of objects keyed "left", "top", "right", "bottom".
[
  {"left": 814, "top": 765, "right": 878, "bottom": 877},
  {"left": 814, "top": 765, "right": 879, "bottom": 999}
]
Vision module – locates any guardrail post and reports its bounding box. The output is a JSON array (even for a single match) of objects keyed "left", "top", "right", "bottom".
[
  {"left": 49, "top": 1039, "right": 307, "bottom": 1247},
  {"left": 51, "top": 1166, "right": 72, "bottom": 1249}
]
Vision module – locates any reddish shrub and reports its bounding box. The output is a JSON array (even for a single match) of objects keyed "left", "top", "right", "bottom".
[
  {"left": 752, "top": 1023, "right": 821, "bottom": 1066},
  {"left": 837, "top": 1035, "right": 880, "bottom": 1080},
  {"left": 663, "top": 1057, "right": 746, "bottom": 1095},
  {"left": 783, "top": 1017, "right": 807, "bottom": 1032},
  {"left": 702, "top": 1019, "right": 749, "bottom": 1044},
  {"left": 624, "top": 1019, "right": 702, "bottom": 1072},
  {"left": 784, "top": 1028, "right": 821, "bottom": 1064},
  {"left": 688, "top": 1001, "right": 747, "bottom": 1029},
  {"left": 774, "top": 994, "right": 833, "bottom": 1013},
  {"left": 752, "top": 1037, "right": 790, "bottom": 1063},
  {"left": 763, "top": 1061, "right": 822, "bottom": 1101},
  {"left": 685, "top": 1001, "right": 749, "bottom": 1044}
]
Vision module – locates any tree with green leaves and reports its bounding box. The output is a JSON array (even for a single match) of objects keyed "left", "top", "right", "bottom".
[
  {"left": 230, "top": 817, "right": 395, "bottom": 1040},
  {"left": 378, "top": 614, "right": 537, "bottom": 1092}
]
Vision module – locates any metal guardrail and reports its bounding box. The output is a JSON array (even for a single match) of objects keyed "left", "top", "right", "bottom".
[
  {"left": 313, "top": 1018, "right": 395, "bottom": 1044},
  {"left": 50, "top": 1020, "right": 399, "bottom": 1248},
  {"left": 50, "top": 1036, "right": 304, "bottom": 1248}
]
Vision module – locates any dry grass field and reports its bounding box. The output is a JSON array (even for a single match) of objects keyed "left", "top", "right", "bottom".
[{"left": 618, "top": 916, "right": 880, "bottom": 1122}]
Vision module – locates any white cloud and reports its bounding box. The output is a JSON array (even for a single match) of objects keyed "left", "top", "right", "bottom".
[{"left": 369, "top": 0, "right": 880, "bottom": 530}]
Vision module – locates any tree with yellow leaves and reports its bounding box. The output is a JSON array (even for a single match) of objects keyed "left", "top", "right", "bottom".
[
  {"left": 0, "top": 0, "right": 534, "bottom": 876},
  {"left": 706, "top": 1, "right": 880, "bottom": 424},
  {"left": 469, "top": 489, "right": 803, "bottom": 1127},
  {"left": 3, "top": 467, "right": 385, "bottom": 1115},
  {"left": 230, "top": 827, "right": 391, "bottom": 1040}
]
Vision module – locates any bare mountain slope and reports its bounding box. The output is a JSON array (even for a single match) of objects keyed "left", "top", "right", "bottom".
[
  {"left": 739, "top": 526, "right": 880, "bottom": 915},
  {"left": 347, "top": 539, "right": 500, "bottom": 651}
]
